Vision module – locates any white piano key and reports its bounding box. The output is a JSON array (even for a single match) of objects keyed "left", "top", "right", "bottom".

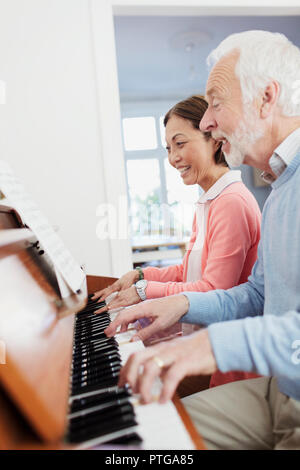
[
  {"left": 134, "top": 400, "right": 195, "bottom": 450},
  {"left": 116, "top": 333, "right": 195, "bottom": 450}
]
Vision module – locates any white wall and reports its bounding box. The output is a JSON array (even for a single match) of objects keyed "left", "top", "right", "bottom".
[{"left": 0, "top": 0, "right": 132, "bottom": 277}]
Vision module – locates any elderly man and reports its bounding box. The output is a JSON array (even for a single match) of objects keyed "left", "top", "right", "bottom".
[{"left": 105, "top": 31, "right": 300, "bottom": 450}]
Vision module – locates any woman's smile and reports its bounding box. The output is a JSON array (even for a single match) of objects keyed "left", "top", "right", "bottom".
[{"left": 177, "top": 165, "right": 191, "bottom": 177}]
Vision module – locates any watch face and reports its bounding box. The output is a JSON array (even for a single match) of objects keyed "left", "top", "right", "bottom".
[{"left": 136, "top": 280, "right": 147, "bottom": 289}]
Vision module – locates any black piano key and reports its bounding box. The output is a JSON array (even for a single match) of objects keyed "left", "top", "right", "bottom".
[
  {"left": 71, "top": 376, "right": 119, "bottom": 395},
  {"left": 74, "top": 330, "right": 110, "bottom": 341},
  {"left": 72, "top": 345, "right": 118, "bottom": 359},
  {"left": 75, "top": 317, "right": 110, "bottom": 328},
  {"left": 72, "top": 369, "right": 120, "bottom": 388},
  {"left": 86, "top": 296, "right": 106, "bottom": 305},
  {"left": 74, "top": 324, "right": 110, "bottom": 340},
  {"left": 72, "top": 363, "right": 121, "bottom": 377},
  {"left": 72, "top": 356, "right": 121, "bottom": 372},
  {"left": 77, "top": 308, "right": 108, "bottom": 317},
  {"left": 67, "top": 413, "right": 137, "bottom": 444},
  {"left": 72, "top": 358, "right": 121, "bottom": 375},
  {"left": 107, "top": 432, "right": 143, "bottom": 446},
  {"left": 72, "top": 363, "right": 121, "bottom": 384},
  {"left": 73, "top": 339, "right": 117, "bottom": 352},
  {"left": 74, "top": 332, "right": 114, "bottom": 344},
  {"left": 76, "top": 310, "right": 109, "bottom": 320},
  {"left": 69, "top": 403, "right": 134, "bottom": 430},
  {"left": 72, "top": 355, "right": 119, "bottom": 371},
  {"left": 72, "top": 366, "right": 121, "bottom": 388},
  {"left": 76, "top": 303, "right": 107, "bottom": 316},
  {"left": 76, "top": 306, "right": 106, "bottom": 316},
  {"left": 76, "top": 313, "right": 109, "bottom": 322},
  {"left": 73, "top": 337, "right": 117, "bottom": 352},
  {"left": 73, "top": 342, "right": 118, "bottom": 359},
  {"left": 76, "top": 315, "right": 110, "bottom": 325},
  {"left": 72, "top": 363, "right": 121, "bottom": 380},
  {"left": 70, "top": 388, "right": 130, "bottom": 413},
  {"left": 74, "top": 336, "right": 116, "bottom": 347},
  {"left": 76, "top": 317, "right": 110, "bottom": 325},
  {"left": 68, "top": 405, "right": 137, "bottom": 443},
  {"left": 72, "top": 352, "right": 120, "bottom": 370},
  {"left": 69, "top": 396, "right": 130, "bottom": 420},
  {"left": 75, "top": 324, "right": 109, "bottom": 335},
  {"left": 66, "top": 293, "right": 141, "bottom": 446}
]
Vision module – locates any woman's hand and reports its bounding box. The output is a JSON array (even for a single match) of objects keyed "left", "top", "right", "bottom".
[
  {"left": 104, "top": 294, "right": 190, "bottom": 341},
  {"left": 118, "top": 329, "right": 217, "bottom": 404},
  {"left": 92, "top": 270, "right": 140, "bottom": 302},
  {"left": 94, "top": 286, "right": 141, "bottom": 313}
]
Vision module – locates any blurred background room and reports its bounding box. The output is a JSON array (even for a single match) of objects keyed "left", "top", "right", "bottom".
[{"left": 0, "top": 0, "right": 299, "bottom": 277}]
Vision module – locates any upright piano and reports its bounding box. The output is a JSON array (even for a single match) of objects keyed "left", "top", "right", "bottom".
[{"left": 0, "top": 204, "right": 205, "bottom": 450}]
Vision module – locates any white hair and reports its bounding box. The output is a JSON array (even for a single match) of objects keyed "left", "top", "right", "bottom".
[{"left": 207, "top": 30, "right": 300, "bottom": 117}]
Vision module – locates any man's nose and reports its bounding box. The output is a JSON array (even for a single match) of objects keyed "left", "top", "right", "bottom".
[{"left": 199, "top": 107, "right": 217, "bottom": 132}]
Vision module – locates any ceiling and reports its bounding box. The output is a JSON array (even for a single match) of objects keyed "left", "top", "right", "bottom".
[{"left": 114, "top": 15, "right": 300, "bottom": 101}]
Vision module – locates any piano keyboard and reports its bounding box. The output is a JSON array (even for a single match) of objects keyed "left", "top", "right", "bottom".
[{"left": 66, "top": 295, "right": 195, "bottom": 450}]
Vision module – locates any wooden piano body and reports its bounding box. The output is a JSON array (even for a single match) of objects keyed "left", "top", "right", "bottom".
[{"left": 0, "top": 205, "right": 205, "bottom": 450}]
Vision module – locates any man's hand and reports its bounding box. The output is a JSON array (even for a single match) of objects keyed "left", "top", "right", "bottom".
[
  {"left": 92, "top": 270, "right": 139, "bottom": 302},
  {"left": 104, "top": 294, "right": 190, "bottom": 341},
  {"left": 94, "top": 286, "right": 141, "bottom": 313},
  {"left": 118, "top": 329, "right": 217, "bottom": 404}
]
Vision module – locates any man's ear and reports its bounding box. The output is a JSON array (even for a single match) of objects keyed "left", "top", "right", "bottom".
[{"left": 260, "top": 81, "right": 280, "bottom": 119}]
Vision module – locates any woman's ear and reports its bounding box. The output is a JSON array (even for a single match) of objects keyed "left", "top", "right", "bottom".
[{"left": 260, "top": 81, "right": 280, "bottom": 119}]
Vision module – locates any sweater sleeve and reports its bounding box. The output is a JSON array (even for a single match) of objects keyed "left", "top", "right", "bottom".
[
  {"left": 143, "top": 262, "right": 184, "bottom": 283},
  {"left": 145, "top": 193, "right": 259, "bottom": 298},
  {"left": 208, "top": 310, "right": 300, "bottom": 400}
]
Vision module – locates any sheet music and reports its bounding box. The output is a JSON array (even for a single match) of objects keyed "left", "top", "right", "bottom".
[{"left": 0, "top": 160, "right": 85, "bottom": 294}]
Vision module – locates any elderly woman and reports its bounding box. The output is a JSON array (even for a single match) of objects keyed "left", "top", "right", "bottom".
[{"left": 94, "top": 95, "right": 261, "bottom": 387}]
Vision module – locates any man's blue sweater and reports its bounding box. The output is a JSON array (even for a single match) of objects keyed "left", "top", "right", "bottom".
[{"left": 182, "top": 150, "right": 300, "bottom": 400}]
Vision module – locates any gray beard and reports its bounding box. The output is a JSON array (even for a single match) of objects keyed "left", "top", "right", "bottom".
[{"left": 223, "top": 110, "right": 264, "bottom": 168}]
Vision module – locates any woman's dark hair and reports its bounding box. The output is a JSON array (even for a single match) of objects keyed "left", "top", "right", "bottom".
[{"left": 164, "top": 95, "right": 228, "bottom": 167}]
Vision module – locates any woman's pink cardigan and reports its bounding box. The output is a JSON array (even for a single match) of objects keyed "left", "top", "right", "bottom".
[{"left": 143, "top": 182, "right": 261, "bottom": 298}]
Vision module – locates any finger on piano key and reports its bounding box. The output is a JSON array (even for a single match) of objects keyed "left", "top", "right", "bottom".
[
  {"left": 91, "top": 285, "right": 120, "bottom": 301},
  {"left": 94, "top": 303, "right": 125, "bottom": 315},
  {"left": 115, "top": 330, "right": 139, "bottom": 346},
  {"left": 117, "top": 342, "right": 168, "bottom": 395},
  {"left": 94, "top": 304, "right": 130, "bottom": 316},
  {"left": 93, "top": 305, "right": 109, "bottom": 314},
  {"left": 104, "top": 308, "right": 142, "bottom": 338}
]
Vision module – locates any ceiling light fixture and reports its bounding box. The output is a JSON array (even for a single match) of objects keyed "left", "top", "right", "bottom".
[{"left": 169, "top": 30, "right": 212, "bottom": 81}]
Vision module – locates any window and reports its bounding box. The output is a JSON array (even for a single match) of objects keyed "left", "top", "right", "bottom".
[
  {"left": 159, "top": 115, "right": 166, "bottom": 147},
  {"left": 126, "top": 159, "right": 162, "bottom": 237},
  {"left": 122, "top": 117, "right": 157, "bottom": 151}
]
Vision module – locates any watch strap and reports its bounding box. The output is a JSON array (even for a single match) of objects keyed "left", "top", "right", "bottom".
[{"left": 135, "top": 266, "right": 144, "bottom": 281}]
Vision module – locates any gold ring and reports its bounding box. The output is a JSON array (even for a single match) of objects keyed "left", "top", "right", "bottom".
[{"left": 152, "top": 356, "right": 165, "bottom": 369}]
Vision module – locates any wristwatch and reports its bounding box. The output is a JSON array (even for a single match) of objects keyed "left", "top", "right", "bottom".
[{"left": 135, "top": 279, "right": 148, "bottom": 301}]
